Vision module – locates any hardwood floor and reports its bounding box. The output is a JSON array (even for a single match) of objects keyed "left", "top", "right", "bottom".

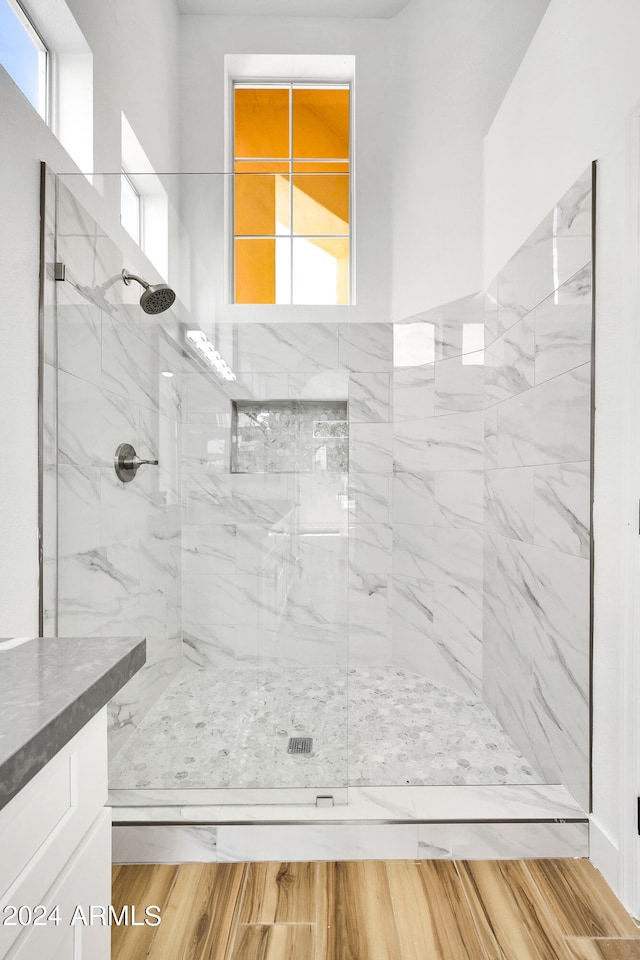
[{"left": 111, "top": 858, "right": 640, "bottom": 960}]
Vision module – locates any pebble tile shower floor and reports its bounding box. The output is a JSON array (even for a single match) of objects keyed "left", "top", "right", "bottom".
[{"left": 109, "top": 666, "right": 541, "bottom": 790}]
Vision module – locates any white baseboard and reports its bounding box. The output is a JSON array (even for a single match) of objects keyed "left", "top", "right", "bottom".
[{"left": 589, "top": 816, "right": 620, "bottom": 894}]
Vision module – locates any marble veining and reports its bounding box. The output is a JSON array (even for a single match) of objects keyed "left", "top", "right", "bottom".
[
  {"left": 435, "top": 356, "right": 484, "bottom": 414},
  {"left": 392, "top": 367, "right": 435, "bottom": 422},
  {"left": 392, "top": 472, "right": 434, "bottom": 525},
  {"left": 348, "top": 475, "right": 391, "bottom": 524},
  {"left": 111, "top": 783, "right": 585, "bottom": 822},
  {"left": 349, "top": 423, "right": 393, "bottom": 474},
  {"left": 394, "top": 411, "right": 484, "bottom": 473},
  {"left": 46, "top": 180, "right": 185, "bottom": 754},
  {"left": 348, "top": 372, "right": 390, "bottom": 422},
  {"left": 389, "top": 168, "right": 593, "bottom": 813},
  {"left": 339, "top": 323, "right": 392, "bottom": 372},
  {"left": 533, "top": 461, "right": 590, "bottom": 559},
  {"left": 46, "top": 174, "right": 594, "bottom": 817},
  {"left": 496, "top": 362, "right": 591, "bottom": 468},
  {"left": 491, "top": 166, "right": 592, "bottom": 341},
  {"left": 484, "top": 467, "right": 534, "bottom": 543},
  {"left": 481, "top": 167, "right": 593, "bottom": 811},
  {"left": 484, "top": 313, "right": 535, "bottom": 404},
  {"left": 236, "top": 324, "right": 340, "bottom": 374},
  {"left": 534, "top": 265, "right": 592, "bottom": 384},
  {"left": 390, "top": 296, "right": 485, "bottom": 711},
  {"left": 433, "top": 470, "right": 483, "bottom": 529},
  {"left": 416, "top": 822, "right": 588, "bottom": 860},
  {"left": 109, "top": 665, "right": 541, "bottom": 792}
]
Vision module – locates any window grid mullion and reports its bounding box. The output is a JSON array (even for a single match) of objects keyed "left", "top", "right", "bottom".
[
  {"left": 235, "top": 158, "right": 349, "bottom": 163},
  {"left": 289, "top": 83, "right": 293, "bottom": 305},
  {"left": 236, "top": 235, "right": 349, "bottom": 240}
]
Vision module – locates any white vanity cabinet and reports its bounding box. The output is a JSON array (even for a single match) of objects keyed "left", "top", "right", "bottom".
[{"left": 0, "top": 711, "right": 111, "bottom": 960}]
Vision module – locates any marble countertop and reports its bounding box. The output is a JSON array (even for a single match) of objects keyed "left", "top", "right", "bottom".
[{"left": 0, "top": 636, "right": 145, "bottom": 810}]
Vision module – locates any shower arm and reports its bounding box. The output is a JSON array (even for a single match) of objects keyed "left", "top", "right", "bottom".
[{"left": 122, "top": 270, "right": 150, "bottom": 290}]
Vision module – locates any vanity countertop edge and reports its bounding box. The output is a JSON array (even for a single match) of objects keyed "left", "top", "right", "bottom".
[{"left": 0, "top": 636, "right": 146, "bottom": 810}]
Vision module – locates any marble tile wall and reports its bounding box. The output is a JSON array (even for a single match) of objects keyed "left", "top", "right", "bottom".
[
  {"left": 345, "top": 324, "right": 394, "bottom": 665},
  {"left": 184, "top": 323, "right": 402, "bottom": 684},
  {"left": 392, "top": 296, "right": 486, "bottom": 697},
  {"left": 44, "top": 180, "right": 186, "bottom": 758},
  {"left": 112, "top": 819, "right": 588, "bottom": 863},
  {"left": 182, "top": 325, "right": 354, "bottom": 677},
  {"left": 483, "top": 165, "right": 593, "bottom": 809},
  {"left": 44, "top": 174, "right": 591, "bottom": 798},
  {"left": 390, "top": 165, "right": 593, "bottom": 808},
  {"left": 182, "top": 323, "right": 398, "bottom": 676}
]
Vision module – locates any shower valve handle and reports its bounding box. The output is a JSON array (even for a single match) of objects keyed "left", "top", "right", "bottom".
[
  {"left": 129, "top": 455, "right": 159, "bottom": 468},
  {"left": 114, "top": 443, "right": 159, "bottom": 483}
]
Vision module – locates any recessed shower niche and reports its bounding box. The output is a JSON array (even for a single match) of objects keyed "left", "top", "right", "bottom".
[{"left": 231, "top": 400, "right": 349, "bottom": 474}]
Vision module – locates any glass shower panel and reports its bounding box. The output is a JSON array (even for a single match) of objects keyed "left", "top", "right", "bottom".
[
  {"left": 46, "top": 172, "right": 350, "bottom": 805},
  {"left": 176, "top": 327, "right": 350, "bottom": 801}
]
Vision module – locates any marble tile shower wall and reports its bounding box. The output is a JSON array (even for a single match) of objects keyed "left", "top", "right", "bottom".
[
  {"left": 391, "top": 165, "right": 593, "bottom": 808},
  {"left": 182, "top": 323, "right": 394, "bottom": 672},
  {"left": 392, "top": 296, "right": 486, "bottom": 697},
  {"left": 483, "top": 165, "right": 593, "bottom": 809},
  {"left": 44, "top": 181, "right": 185, "bottom": 758}
]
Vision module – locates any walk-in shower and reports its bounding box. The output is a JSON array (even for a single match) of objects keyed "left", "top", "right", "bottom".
[{"left": 39, "top": 166, "right": 593, "bottom": 855}]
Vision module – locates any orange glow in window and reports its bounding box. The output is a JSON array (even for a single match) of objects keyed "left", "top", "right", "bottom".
[{"left": 234, "top": 85, "right": 350, "bottom": 305}]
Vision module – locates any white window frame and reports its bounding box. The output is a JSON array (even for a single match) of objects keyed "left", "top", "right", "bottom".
[
  {"left": 225, "top": 55, "right": 356, "bottom": 308},
  {"left": 120, "top": 169, "right": 143, "bottom": 247},
  {"left": 2, "top": 0, "right": 94, "bottom": 172},
  {"left": 120, "top": 113, "right": 169, "bottom": 278}
]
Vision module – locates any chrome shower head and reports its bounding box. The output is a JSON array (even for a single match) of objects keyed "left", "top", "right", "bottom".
[{"left": 122, "top": 270, "right": 176, "bottom": 315}]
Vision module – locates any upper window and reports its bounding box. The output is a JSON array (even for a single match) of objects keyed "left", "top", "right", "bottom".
[
  {"left": 233, "top": 83, "right": 350, "bottom": 306},
  {"left": 120, "top": 114, "right": 169, "bottom": 278},
  {"left": 0, "top": 0, "right": 93, "bottom": 172},
  {"left": 0, "top": 0, "right": 48, "bottom": 120},
  {"left": 120, "top": 171, "right": 142, "bottom": 246}
]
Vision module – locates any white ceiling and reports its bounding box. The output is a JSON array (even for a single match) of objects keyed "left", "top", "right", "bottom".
[{"left": 176, "top": 0, "right": 412, "bottom": 18}]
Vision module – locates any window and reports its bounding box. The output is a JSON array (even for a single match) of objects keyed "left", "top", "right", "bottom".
[
  {"left": 233, "top": 83, "right": 350, "bottom": 305},
  {"left": 120, "top": 171, "right": 142, "bottom": 246},
  {"left": 120, "top": 114, "right": 169, "bottom": 277},
  {"left": 0, "top": 0, "right": 48, "bottom": 119},
  {"left": 0, "top": 0, "right": 93, "bottom": 171}
]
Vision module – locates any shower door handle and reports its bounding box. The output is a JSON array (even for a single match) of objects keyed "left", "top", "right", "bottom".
[{"left": 114, "top": 443, "right": 159, "bottom": 483}]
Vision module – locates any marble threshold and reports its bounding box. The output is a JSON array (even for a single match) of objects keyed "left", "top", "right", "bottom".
[{"left": 111, "top": 783, "right": 586, "bottom": 825}]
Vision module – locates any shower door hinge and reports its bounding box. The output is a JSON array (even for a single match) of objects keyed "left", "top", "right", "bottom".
[
  {"left": 54, "top": 262, "right": 66, "bottom": 281},
  {"left": 316, "top": 795, "right": 334, "bottom": 808}
]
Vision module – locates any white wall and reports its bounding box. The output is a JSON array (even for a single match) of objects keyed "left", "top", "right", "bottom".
[
  {"left": 178, "top": 14, "right": 393, "bottom": 325},
  {"left": 484, "top": 0, "right": 640, "bottom": 912},
  {"left": 0, "top": 0, "right": 180, "bottom": 636},
  {"left": 390, "top": 0, "right": 550, "bottom": 321},
  {"left": 484, "top": 0, "right": 640, "bottom": 283}
]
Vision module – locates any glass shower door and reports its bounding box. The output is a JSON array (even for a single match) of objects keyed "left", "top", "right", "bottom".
[
  {"left": 44, "top": 171, "right": 350, "bottom": 806},
  {"left": 180, "top": 322, "right": 350, "bottom": 804}
]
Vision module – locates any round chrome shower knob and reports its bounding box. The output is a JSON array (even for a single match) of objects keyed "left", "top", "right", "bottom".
[{"left": 114, "top": 443, "right": 159, "bottom": 483}]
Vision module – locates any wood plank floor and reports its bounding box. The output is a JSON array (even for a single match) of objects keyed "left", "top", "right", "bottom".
[{"left": 112, "top": 859, "right": 640, "bottom": 960}]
